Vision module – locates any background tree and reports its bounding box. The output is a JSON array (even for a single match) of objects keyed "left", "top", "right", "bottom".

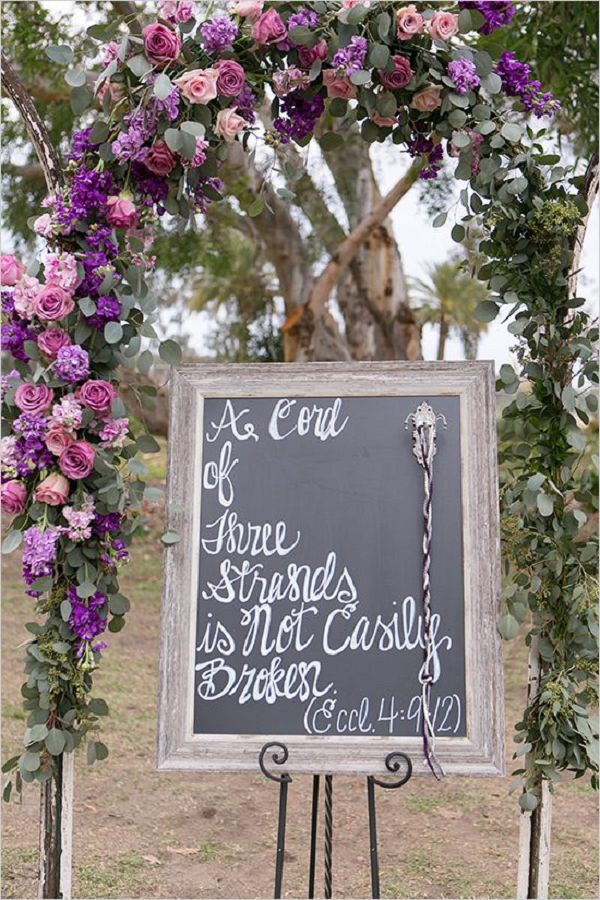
[{"left": 412, "top": 257, "right": 490, "bottom": 360}]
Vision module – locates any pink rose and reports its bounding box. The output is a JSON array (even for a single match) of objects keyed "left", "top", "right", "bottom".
[
  {"left": 144, "top": 140, "right": 177, "bottom": 176},
  {"left": 252, "top": 8, "right": 287, "bottom": 46},
  {"left": 396, "top": 5, "right": 424, "bottom": 41},
  {"left": 33, "top": 284, "right": 75, "bottom": 322},
  {"left": 411, "top": 84, "right": 443, "bottom": 112},
  {"left": 379, "top": 55, "right": 414, "bottom": 90},
  {"left": 214, "top": 59, "right": 246, "bottom": 97},
  {"left": 77, "top": 379, "right": 118, "bottom": 415},
  {"left": 0, "top": 481, "right": 27, "bottom": 517},
  {"left": 231, "top": 0, "right": 264, "bottom": 17},
  {"left": 37, "top": 328, "right": 71, "bottom": 358},
  {"left": 298, "top": 40, "right": 328, "bottom": 69},
  {"left": 59, "top": 441, "right": 96, "bottom": 480},
  {"left": 371, "top": 112, "right": 396, "bottom": 128},
  {"left": 142, "top": 22, "right": 182, "bottom": 65},
  {"left": 214, "top": 108, "right": 246, "bottom": 143},
  {"left": 159, "top": 0, "right": 178, "bottom": 20},
  {"left": 175, "top": 68, "right": 219, "bottom": 104},
  {"left": 323, "top": 70, "right": 357, "bottom": 100},
  {"left": 35, "top": 472, "right": 70, "bottom": 507},
  {"left": 45, "top": 425, "right": 75, "bottom": 456},
  {"left": 14, "top": 383, "right": 54, "bottom": 415},
  {"left": 1, "top": 255, "right": 24, "bottom": 286},
  {"left": 428, "top": 11, "right": 459, "bottom": 42},
  {"left": 106, "top": 195, "right": 139, "bottom": 229},
  {"left": 176, "top": 0, "right": 194, "bottom": 22}
]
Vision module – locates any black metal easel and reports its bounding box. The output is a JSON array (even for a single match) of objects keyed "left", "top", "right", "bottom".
[{"left": 259, "top": 743, "right": 413, "bottom": 899}]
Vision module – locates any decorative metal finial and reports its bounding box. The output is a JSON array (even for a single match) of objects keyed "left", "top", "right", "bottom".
[{"left": 404, "top": 401, "right": 447, "bottom": 468}]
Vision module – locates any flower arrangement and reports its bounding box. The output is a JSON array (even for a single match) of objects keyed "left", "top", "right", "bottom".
[{"left": 1, "top": 1, "right": 597, "bottom": 808}]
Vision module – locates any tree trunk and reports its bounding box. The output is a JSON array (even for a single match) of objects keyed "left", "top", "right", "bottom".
[{"left": 437, "top": 317, "right": 448, "bottom": 360}]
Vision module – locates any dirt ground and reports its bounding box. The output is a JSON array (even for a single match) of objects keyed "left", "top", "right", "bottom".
[{"left": 2, "top": 533, "right": 598, "bottom": 900}]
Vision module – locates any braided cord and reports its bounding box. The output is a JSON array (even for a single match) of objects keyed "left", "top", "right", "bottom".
[{"left": 417, "top": 424, "right": 444, "bottom": 780}]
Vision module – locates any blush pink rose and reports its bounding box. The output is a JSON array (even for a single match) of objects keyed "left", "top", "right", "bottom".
[
  {"left": 176, "top": 0, "right": 194, "bottom": 22},
  {"left": 231, "top": 0, "right": 264, "bottom": 18},
  {"left": 298, "top": 40, "right": 328, "bottom": 69},
  {"left": 214, "top": 59, "right": 246, "bottom": 97},
  {"left": 45, "top": 425, "right": 75, "bottom": 456},
  {"left": 37, "top": 328, "right": 71, "bottom": 358},
  {"left": 411, "top": 84, "right": 443, "bottom": 112},
  {"left": 214, "top": 108, "right": 246, "bottom": 142},
  {"left": 323, "top": 70, "right": 357, "bottom": 100},
  {"left": 175, "top": 68, "right": 219, "bottom": 104},
  {"left": 142, "top": 22, "right": 182, "bottom": 65},
  {"left": 371, "top": 111, "right": 396, "bottom": 128},
  {"left": 428, "top": 11, "right": 459, "bottom": 42},
  {"left": 252, "top": 8, "right": 287, "bottom": 46},
  {"left": 144, "top": 140, "right": 177, "bottom": 176},
  {"left": 396, "top": 5, "right": 424, "bottom": 41},
  {"left": 1, "top": 255, "right": 24, "bottom": 286},
  {"left": 379, "top": 55, "right": 414, "bottom": 90},
  {"left": 59, "top": 441, "right": 96, "bottom": 480},
  {"left": 77, "top": 379, "right": 118, "bottom": 415},
  {"left": 106, "top": 195, "right": 139, "bottom": 229},
  {"left": 33, "top": 284, "right": 75, "bottom": 322},
  {"left": 35, "top": 472, "right": 70, "bottom": 506},
  {"left": 0, "top": 481, "right": 27, "bottom": 516},
  {"left": 14, "top": 383, "right": 54, "bottom": 415}
]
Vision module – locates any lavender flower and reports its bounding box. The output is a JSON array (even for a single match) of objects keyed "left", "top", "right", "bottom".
[
  {"left": 288, "top": 8, "right": 319, "bottom": 31},
  {"left": 274, "top": 91, "right": 325, "bottom": 143},
  {"left": 447, "top": 58, "right": 480, "bottom": 95},
  {"left": 233, "top": 83, "right": 257, "bottom": 124},
  {"left": 100, "top": 537, "right": 129, "bottom": 571},
  {"left": 54, "top": 346, "right": 90, "bottom": 384},
  {"left": 62, "top": 495, "right": 95, "bottom": 541},
  {"left": 496, "top": 51, "right": 560, "bottom": 117},
  {"left": 68, "top": 128, "right": 99, "bottom": 163},
  {"left": 76, "top": 252, "right": 113, "bottom": 297},
  {"left": 12, "top": 414, "right": 53, "bottom": 477},
  {"left": 458, "top": 1, "right": 515, "bottom": 35},
  {"left": 331, "top": 36, "right": 367, "bottom": 76},
  {"left": 149, "top": 85, "right": 181, "bottom": 122},
  {"left": 22, "top": 526, "right": 61, "bottom": 595},
  {"left": 200, "top": 16, "right": 238, "bottom": 53},
  {"left": 1, "top": 317, "right": 36, "bottom": 362}
]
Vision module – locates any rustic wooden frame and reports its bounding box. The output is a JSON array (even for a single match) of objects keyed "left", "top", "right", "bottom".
[{"left": 157, "top": 361, "right": 504, "bottom": 777}]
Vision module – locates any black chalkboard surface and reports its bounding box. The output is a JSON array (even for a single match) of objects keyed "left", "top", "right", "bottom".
[{"left": 193, "top": 395, "right": 465, "bottom": 740}]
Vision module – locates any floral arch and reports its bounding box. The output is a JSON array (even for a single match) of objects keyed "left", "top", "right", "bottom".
[{"left": 1, "top": 0, "right": 597, "bottom": 832}]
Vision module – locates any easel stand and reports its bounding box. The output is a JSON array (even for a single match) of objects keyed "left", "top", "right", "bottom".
[{"left": 259, "top": 743, "right": 413, "bottom": 899}]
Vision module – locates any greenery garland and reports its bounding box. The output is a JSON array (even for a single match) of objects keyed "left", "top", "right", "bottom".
[{"left": 1, "top": 1, "right": 597, "bottom": 812}]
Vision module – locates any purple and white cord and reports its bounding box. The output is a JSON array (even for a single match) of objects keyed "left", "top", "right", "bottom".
[{"left": 405, "top": 402, "right": 447, "bottom": 780}]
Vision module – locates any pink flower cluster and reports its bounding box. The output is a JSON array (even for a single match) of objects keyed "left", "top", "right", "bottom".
[{"left": 396, "top": 5, "right": 458, "bottom": 42}]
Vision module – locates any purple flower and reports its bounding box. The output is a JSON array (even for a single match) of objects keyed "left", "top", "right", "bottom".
[
  {"left": 448, "top": 58, "right": 480, "bottom": 95},
  {"left": 22, "top": 526, "right": 61, "bottom": 595},
  {"left": 496, "top": 51, "right": 560, "bottom": 117},
  {"left": 12, "top": 414, "right": 53, "bottom": 478},
  {"left": 77, "top": 252, "right": 112, "bottom": 298},
  {"left": 233, "top": 82, "right": 257, "bottom": 124},
  {"left": 288, "top": 8, "right": 319, "bottom": 31},
  {"left": 200, "top": 16, "right": 238, "bottom": 53},
  {"left": 149, "top": 84, "right": 181, "bottom": 122},
  {"left": 193, "top": 177, "right": 224, "bottom": 214},
  {"left": 458, "top": 1, "right": 515, "bottom": 35},
  {"left": 67, "top": 584, "right": 108, "bottom": 654},
  {"left": 331, "top": 36, "right": 367, "bottom": 76},
  {"left": 93, "top": 512, "right": 122, "bottom": 536},
  {"left": 1, "top": 316, "right": 37, "bottom": 362},
  {"left": 54, "top": 346, "right": 90, "bottom": 384},
  {"left": 131, "top": 163, "right": 170, "bottom": 208},
  {"left": 274, "top": 90, "right": 325, "bottom": 143},
  {"left": 85, "top": 295, "right": 122, "bottom": 330},
  {"left": 68, "top": 128, "right": 99, "bottom": 162}
]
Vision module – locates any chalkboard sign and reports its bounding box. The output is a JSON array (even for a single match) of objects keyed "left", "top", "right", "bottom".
[{"left": 158, "top": 363, "right": 504, "bottom": 776}]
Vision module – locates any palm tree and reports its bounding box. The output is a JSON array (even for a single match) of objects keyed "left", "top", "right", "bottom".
[{"left": 411, "top": 258, "right": 491, "bottom": 360}]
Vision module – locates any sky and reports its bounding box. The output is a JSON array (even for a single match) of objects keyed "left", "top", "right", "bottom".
[{"left": 7, "top": 1, "right": 600, "bottom": 370}]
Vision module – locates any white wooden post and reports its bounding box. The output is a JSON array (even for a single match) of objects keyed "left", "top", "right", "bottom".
[
  {"left": 517, "top": 637, "right": 552, "bottom": 900},
  {"left": 38, "top": 753, "right": 74, "bottom": 899}
]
